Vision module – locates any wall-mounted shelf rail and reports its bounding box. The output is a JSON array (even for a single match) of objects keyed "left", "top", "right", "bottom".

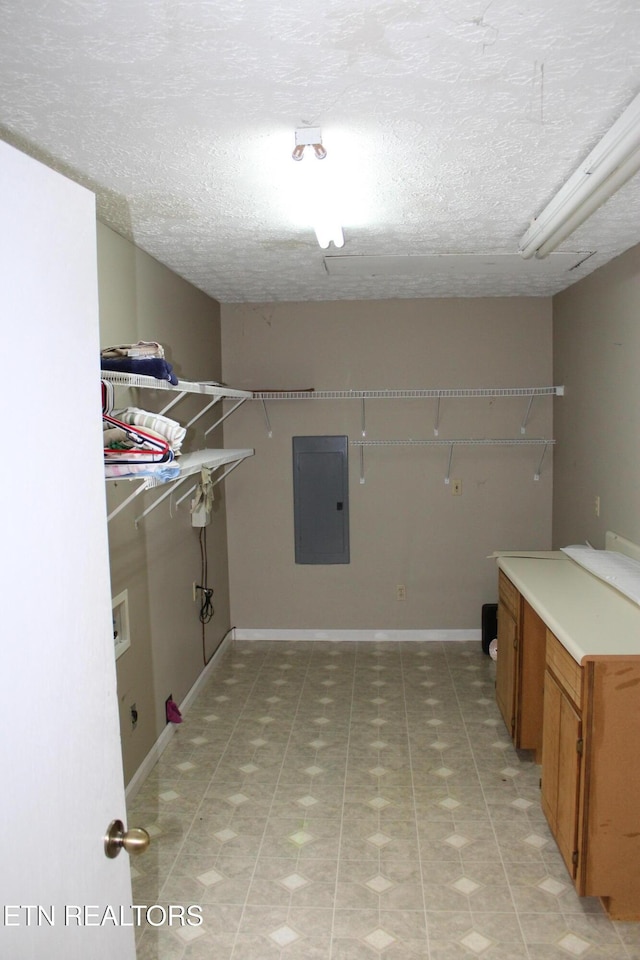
[
  {"left": 102, "top": 371, "right": 252, "bottom": 435},
  {"left": 103, "top": 372, "right": 254, "bottom": 524},
  {"left": 252, "top": 387, "right": 563, "bottom": 400},
  {"left": 251, "top": 386, "right": 563, "bottom": 437},
  {"left": 351, "top": 437, "right": 555, "bottom": 485}
]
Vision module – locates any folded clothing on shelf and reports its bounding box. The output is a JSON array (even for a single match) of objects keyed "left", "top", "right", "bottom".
[
  {"left": 100, "top": 356, "right": 179, "bottom": 385},
  {"left": 102, "top": 413, "right": 173, "bottom": 463},
  {"left": 113, "top": 407, "right": 187, "bottom": 454},
  {"left": 102, "top": 374, "right": 187, "bottom": 474},
  {"left": 101, "top": 340, "right": 164, "bottom": 359}
]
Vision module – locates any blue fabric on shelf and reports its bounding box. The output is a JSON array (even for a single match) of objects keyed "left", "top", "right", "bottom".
[{"left": 100, "top": 356, "right": 179, "bottom": 385}]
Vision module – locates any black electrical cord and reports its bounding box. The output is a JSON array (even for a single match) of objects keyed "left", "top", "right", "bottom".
[
  {"left": 197, "top": 527, "right": 235, "bottom": 667},
  {"left": 199, "top": 526, "right": 215, "bottom": 664},
  {"left": 198, "top": 526, "right": 215, "bottom": 624},
  {"left": 199, "top": 588, "right": 215, "bottom": 624}
]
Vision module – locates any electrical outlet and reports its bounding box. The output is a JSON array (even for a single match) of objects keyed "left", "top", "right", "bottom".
[
  {"left": 396, "top": 584, "right": 406, "bottom": 601},
  {"left": 130, "top": 703, "right": 138, "bottom": 730},
  {"left": 594, "top": 495, "right": 600, "bottom": 517},
  {"left": 452, "top": 479, "right": 462, "bottom": 496}
]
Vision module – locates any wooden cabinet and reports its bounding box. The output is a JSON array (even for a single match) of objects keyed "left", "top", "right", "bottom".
[
  {"left": 540, "top": 634, "right": 583, "bottom": 879},
  {"left": 495, "top": 554, "right": 640, "bottom": 921},
  {"left": 495, "top": 571, "right": 546, "bottom": 759},
  {"left": 540, "top": 628, "right": 640, "bottom": 920},
  {"left": 495, "top": 570, "right": 518, "bottom": 738}
]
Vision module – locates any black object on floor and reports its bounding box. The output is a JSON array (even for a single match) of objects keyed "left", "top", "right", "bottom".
[{"left": 481, "top": 603, "right": 498, "bottom": 655}]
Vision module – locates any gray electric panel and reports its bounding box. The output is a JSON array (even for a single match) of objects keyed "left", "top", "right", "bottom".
[{"left": 293, "top": 435, "right": 350, "bottom": 564}]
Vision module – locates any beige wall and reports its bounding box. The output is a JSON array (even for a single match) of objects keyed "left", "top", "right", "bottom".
[
  {"left": 221, "top": 298, "right": 554, "bottom": 630},
  {"left": 98, "top": 223, "right": 231, "bottom": 784},
  {"left": 552, "top": 243, "right": 640, "bottom": 549},
  {"left": 94, "top": 220, "right": 640, "bottom": 782}
]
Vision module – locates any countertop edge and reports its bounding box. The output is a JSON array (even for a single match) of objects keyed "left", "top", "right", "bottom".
[{"left": 496, "top": 554, "right": 640, "bottom": 662}]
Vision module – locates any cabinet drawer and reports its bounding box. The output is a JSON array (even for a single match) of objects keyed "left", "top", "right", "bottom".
[
  {"left": 499, "top": 571, "right": 519, "bottom": 620},
  {"left": 546, "top": 630, "right": 582, "bottom": 708}
]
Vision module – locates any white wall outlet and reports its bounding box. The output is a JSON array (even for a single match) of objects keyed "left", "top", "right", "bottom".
[
  {"left": 594, "top": 495, "right": 600, "bottom": 517},
  {"left": 396, "top": 584, "right": 406, "bottom": 601}
]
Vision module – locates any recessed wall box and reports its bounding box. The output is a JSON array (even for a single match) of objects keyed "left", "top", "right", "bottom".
[{"left": 112, "top": 589, "right": 130, "bottom": 660}]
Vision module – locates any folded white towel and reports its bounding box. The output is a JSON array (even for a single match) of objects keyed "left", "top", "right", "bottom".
[{"left": 101, "top": 341, "right": 165, "bottom": 359}]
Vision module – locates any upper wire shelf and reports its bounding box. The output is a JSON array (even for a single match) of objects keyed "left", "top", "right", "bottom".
[
  {"left": 101, "top": 371, "right": 252, "bottom": 399},
  {"left": 251, "top": 386, "right": 564, "bottom": 400}
]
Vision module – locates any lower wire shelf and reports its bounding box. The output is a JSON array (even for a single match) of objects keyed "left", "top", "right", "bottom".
[{"left": 106, "top": 448, "right": 254, "bottom": 524}]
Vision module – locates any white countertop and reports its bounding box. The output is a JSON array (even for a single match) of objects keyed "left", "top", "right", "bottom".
[{"left": 496, "top": 553, "right": 640, "bottom": 662}]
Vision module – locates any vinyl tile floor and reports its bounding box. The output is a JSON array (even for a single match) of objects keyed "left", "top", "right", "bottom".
[{"left": 127, "top": 639, "right": 640, "bottom": 959}]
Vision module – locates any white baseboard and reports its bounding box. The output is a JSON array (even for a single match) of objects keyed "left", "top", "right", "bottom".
[
  {"left": 233, "top": 628, "right": 482, "bottom": 643},
  {"left": 125, "top": 629, "right": 234, "bottom": 802}
]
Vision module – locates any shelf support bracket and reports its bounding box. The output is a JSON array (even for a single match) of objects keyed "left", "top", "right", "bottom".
[
  {"left": 444, "top": 443, "right": 454, "bottom": 485},
  {"left": 157, "top": 391, "right": 187, "bottom": 418},
  {"left": 359, "top": 398, "right": 367, "bottom": 484},
  {"left": 133, "top": 458, "right": 246, "bottom": 526},
  {"left": 133, "top": 477, "right": 184, "bottom": 527},
  {"left": 434, "top": 394, "right": 442, "bottom": 436},
  {"left": 174, "top": 458, "right": 245, "bottom": 511},
  {"left": 261, "top": 398, "right": 273, "bottom": 437},
  {"left": 185, "top": 396, "right": 222, "bottom": 430},
  {"left": 521, "top": 395, "right": 535, "bottom": 434},
  {"left": 534, "top": 442, "right": 550, "bottom": 481},
  {"left": 107, "top": 482, "right": 148, "bottom": 524},
  {"left": 204, "top": 397, "right": 247, "bottom": 437}
]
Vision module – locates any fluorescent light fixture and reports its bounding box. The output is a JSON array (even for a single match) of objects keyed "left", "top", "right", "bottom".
[
  {"left": 314, "top": 223, "right": 344, "bottom": 249},
  {"left": 519, "top": 90, "right": 640, "bottom": 259},
  {"left": 293, "top": 127, "right": 345, "bottom": 249}
]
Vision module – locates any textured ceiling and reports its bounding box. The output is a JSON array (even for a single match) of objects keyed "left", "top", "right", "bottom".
[{"left": 1, "top": 0, "right": 640, "bottom": 302}]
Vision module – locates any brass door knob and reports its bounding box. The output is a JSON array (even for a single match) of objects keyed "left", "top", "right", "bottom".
[{"left": 104, "top": 819, "right": 151, "bottom": 859}]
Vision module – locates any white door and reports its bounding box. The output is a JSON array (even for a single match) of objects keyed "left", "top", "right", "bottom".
[{"left": 0, "top": 142, "right": 137, "bottom": 958}]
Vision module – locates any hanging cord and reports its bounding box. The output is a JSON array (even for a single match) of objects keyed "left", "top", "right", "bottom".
[
  {"left": 198, "top": 526, "right": 215, "bottom": 623},
  {"left": 199, "top": 525, "right": 216, "bottom": 664}
]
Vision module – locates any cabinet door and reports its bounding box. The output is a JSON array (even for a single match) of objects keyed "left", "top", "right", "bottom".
[
  {"left": 541, "top": 669, "right": 582, "bottom": 878},
  {"left": 495, "top": 599, "right": 517, "bottom": 738},
  {"left": 517, "top": 600, "right": 546, "bottom": 757}
]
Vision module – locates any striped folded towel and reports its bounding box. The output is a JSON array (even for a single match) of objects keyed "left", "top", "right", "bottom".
[{"left": 113, "top": 407, "right": 187, "bottom": 453}]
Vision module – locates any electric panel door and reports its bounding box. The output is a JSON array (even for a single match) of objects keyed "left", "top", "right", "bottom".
[{"left": 293, "top": 435, "right": 350, "bottom": 564}]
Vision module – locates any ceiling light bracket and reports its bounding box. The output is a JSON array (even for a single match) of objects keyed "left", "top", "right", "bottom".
[{"left": 292, "top": 127, "right": 327, "bottom": 161}]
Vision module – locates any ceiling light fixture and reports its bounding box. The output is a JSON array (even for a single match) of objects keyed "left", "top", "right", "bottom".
[
  {"left": 292, "top": 127, "right": 327, "bottom": 161},
  {"left": 313, "top": 220, "right": 344, "bottom": 250},
  {"left": 519, "top": 90, "right": 640, "bottom": 259},
  {"left": 292, "top": 127, "right": 343, "bottom": 249}
]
